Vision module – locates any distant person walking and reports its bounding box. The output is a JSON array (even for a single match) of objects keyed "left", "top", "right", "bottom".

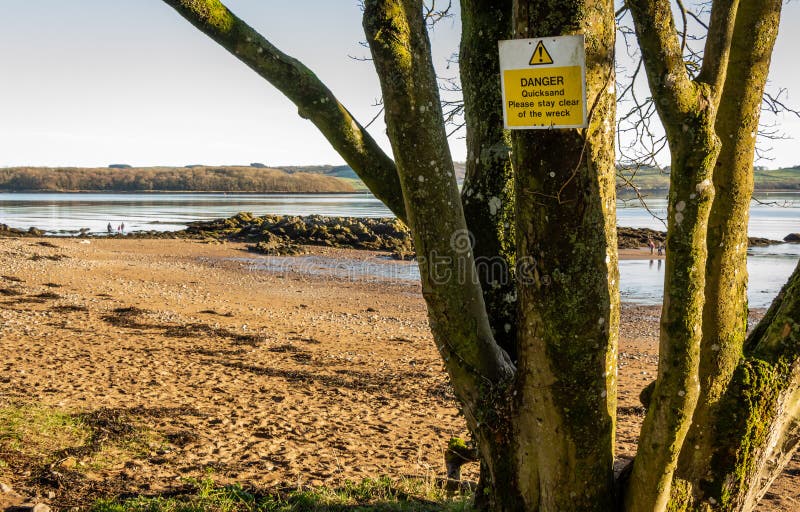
[
  {"left": 657, "top": 241, "right": 664, "bottom": 256},
  {"left": 107, "top": 222, "right": 113, "bottom": 235},
  {"left": 119, "top": 222, "right": 125, "bottom": 234},
  {"left": 647, "top": 237, "right": 655, "bottom": 254}
]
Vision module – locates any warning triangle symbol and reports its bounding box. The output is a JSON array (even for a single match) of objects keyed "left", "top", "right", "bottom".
[{"left": 529, "top": 41, "right": 554, "bottom": 65}]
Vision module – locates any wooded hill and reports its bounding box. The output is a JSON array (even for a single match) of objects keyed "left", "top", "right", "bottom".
[
  {"left": 0, "top": 166, "right": 355, "bottom": 193},
  {"left": 617, "top": 165, "right": 800, "bottom": 192}
]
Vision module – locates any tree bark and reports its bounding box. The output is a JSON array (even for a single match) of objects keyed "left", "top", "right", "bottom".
[
  {"left": 511, "top": 1, "right": 618, "bottom": 509},
  {"left": 362, "top": 2, "right": 522, "bottom": 509},
  {"left": 672, "top": 0, "right": 784, "bottom": 507},
  {"left": 459, "top": 0, "right": 518, "bottom": 361}
]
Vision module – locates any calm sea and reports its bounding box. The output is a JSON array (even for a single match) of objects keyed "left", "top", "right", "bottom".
[{"left": 1, "top": 191, "right": 798, "bottom": 307}]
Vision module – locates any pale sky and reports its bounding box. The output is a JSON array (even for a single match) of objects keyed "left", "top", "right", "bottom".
[{"left": 0, "top": 1, "right": 798, "bottom": 168}]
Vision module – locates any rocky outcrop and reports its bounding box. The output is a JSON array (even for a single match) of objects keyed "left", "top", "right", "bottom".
[
  {"left": 185, "top": 212, "right": 414, "bottom": 256},
  {"left": 616, "top": 226, "right": 779, "bottom": 249},
  {"left": 0, "top": 224, "right": 43, "bottom": 237}
]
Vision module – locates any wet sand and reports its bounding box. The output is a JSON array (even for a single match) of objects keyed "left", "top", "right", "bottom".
[{"left": 0, "top": 238, "right": 796, "bottom": 510}]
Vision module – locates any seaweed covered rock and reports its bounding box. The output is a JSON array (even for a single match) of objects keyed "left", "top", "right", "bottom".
[
  {"left": 249, "top": 240, "right": 307, "bottom": 256},
  {"left": 616, "top": 226, "right": 780, "bottom": 249},
  {"left": 617, "top": 227, "right": 666, "bottom": 249},
  {"left": 185, "top": 212, "right": 415, "bottom": 255}
]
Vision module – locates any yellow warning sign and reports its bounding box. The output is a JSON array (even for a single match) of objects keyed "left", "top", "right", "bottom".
[
  {"left": 503, "top": 66, "right": 584, "bottom": 127},
  {"left": 499, "top": 35, "right": 587, "bottom": 129},
  {"left": 529, "top": 41, "right": 553, "bottom": 65}
]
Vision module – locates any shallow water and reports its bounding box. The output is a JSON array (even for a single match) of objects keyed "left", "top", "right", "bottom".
[
  {"left": 618, "top": 251, "right": 798, "bottom": 308},
  {"left": 2, "top": 191, "right": 798, "bottom": 306},
  {"left": 233, "top": 248, "right": 796, "bottom": 309},
  {"left": 1, "top": 191, "right": 798, "bottom": 240}
]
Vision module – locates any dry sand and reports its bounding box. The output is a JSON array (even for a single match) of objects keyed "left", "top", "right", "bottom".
[{"left": 0, "top": 238, "right": 797, "bottom": 510}]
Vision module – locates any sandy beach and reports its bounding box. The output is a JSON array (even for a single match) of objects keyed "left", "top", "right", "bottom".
[{"left": 0, "top": 238, "right": 797, "bottom": 510}]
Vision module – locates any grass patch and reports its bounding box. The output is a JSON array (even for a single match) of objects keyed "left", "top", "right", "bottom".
[
  {"left": 91, "top": 476, "right": 473, "bottom": 512},
  {"left": 0, "top": 403, "right": 167, "bottom": 491},
  {"left": 0, "top": 403, "right": 90, "bottom": 465}
]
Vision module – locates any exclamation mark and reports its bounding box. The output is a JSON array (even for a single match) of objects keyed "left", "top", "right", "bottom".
[{"left": 538, "top": 46, "right": 543, "bottom": 62}]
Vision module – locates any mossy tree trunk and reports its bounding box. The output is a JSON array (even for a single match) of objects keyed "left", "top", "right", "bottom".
[
  {"left": 671, "top": 0, "right": 785, "bottom": 508},
  {"left": 511, "top": 0, "right": 619, "bottom": 510},
  {"left": 457, "top": 3, "right": 520, "bottom": 506},
  {"left": 458, "top": 0, "right": 518, "bottom": 362},
  {"left": 625, "top": 0, "right": 800, "bottom": 510},
  {"left": 362, "top": 2, "right": 524, "bottom": 509},
  {"left": 624, "top": 0, "right": 739, "bottom": 509}
]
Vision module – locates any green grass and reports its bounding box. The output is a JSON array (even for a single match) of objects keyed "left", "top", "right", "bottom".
[
  {"left": 91, "top": 476, "right": 473, "bottom": 512},
  {"left": 0, "top": 402, "right": 164, "bottom": 485},
  {"left": 0, "top": 403, "right": 90, "bottom": 464}
]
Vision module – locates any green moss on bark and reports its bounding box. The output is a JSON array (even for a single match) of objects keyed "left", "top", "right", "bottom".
[{"left": 512, "top": 0, "right": 618, "bottom": 509}]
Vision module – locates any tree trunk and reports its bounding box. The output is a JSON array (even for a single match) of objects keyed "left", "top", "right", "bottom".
[
  {"left": 457, "top": 3, "right": 521, "bottom": 507},
  {"left": 362, "top": 2, "right": 523, "bottom": 508},
  {"left": 703, "top": 262, "right": 800, "bottom": 510},
  {"left": 511, "top": 0, "right": 619, "bottom": 509},
  {"left": 459, "top": 0, "right": 518, "bottom": 361},
  {"left": 671, "top": 0, "right": 784, "bottom": 508}
]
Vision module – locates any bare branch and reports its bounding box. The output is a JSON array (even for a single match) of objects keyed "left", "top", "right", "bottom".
[{"left": 763, "top": 88, "right": 800, "bottom": 118}]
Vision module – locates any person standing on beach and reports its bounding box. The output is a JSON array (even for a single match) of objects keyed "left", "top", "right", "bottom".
[
  {"left": 657, "top": 241, "right": 664, "bottom": 256},
  {"left": 647, "top": 237, "right": 655, "bottom": 254},
  {"left": 107, "top": 222, "right": 113, "bottom": 235}
]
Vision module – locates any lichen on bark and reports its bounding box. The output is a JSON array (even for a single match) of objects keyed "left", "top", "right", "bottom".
[{"left": 511, "top": 0, "right": 618, "bottom": 509}]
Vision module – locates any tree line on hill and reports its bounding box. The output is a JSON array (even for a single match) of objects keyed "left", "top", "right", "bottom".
[{"left": 0, "top": 166, "right": 355, "bottom": 193}]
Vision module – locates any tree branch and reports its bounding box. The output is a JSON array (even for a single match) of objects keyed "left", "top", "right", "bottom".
[
  {"left": 696, "top": 0, "right": 739, "bottom": 98},
  {"left": 627, "top": 0, "right": 696, "bottom": 122},
  {"left": 160, "top": 0, "right": 407, "bottom": 222},
  {"left": 363, "top": 0, "right": 513, "bottom": 386}
]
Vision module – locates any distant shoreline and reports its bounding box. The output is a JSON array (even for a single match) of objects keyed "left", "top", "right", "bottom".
[
  {"left": 0, "top": 165, "right": 356, "bottom": 194},
  {"left": 1, "top": 213, "right": 787, "bottom": 251}
]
